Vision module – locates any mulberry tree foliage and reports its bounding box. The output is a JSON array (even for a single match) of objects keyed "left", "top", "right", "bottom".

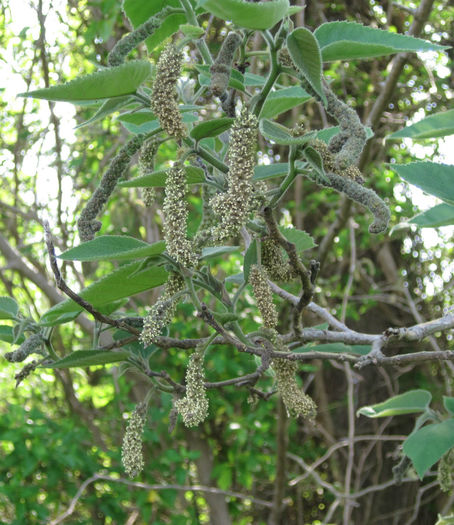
[{"left": 4, "top": 1, "right": 454, "bottom": 519}]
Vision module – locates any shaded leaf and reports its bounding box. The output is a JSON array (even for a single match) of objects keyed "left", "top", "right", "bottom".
[
  {"left": 0, "top": 326, "right": 25, "bottom": 345},
  {"left": 315, "top": 21, "right": 448, "bottom": 62},
  {"left": 315, "top": 125, "right": 374, "bottom": 143},
  {"left": 201, "top": 246, "right": 239, "bottom": 259},
  {"left": 260, "top": 119, "right": 315, "bottom": 145},
  {"left": 40, "top": 262, "right": 168, "bottom": 326},
  {"left": 58, "top": 236, "right": 165, "bottom": 262},
  {"left": 357, "top": 389, "right": 432, "bottom": 418},
  {"left": 391, "top": 162, "right": 454, "bottom": 205},
  {"left": 190, "top": 118, "right": 235, "bottom": 141},
  {"left": 388, "top": 109, "right": 454, "bottom": 140},
  {"left": 44, "top": 350, "right": 130, "bottom": 369},
  {"left": 302, "top": 145, "right": 328, "bottom": 182},
  {"left": 0, "top": 297, "right": 19, "bottom": 320},
  {"left": 76, "top": 96, "right": 135, "bottom": 129},
  {"left": 118, "top": 166, "right": 205, "bottom": 187},
  {"left": 408, "top": 203, "right": 454, "bottom": 228},
  {"left": 260, "top": 86, "right": 311, "bottom": 119},
  {"left": 286, "top": 28, "right": 326, "bottom": 104},
  {"left": 279, "top": 226, "right": 316, "bottom": 251},
  {"left": 18, "top": 61, "right": 152, "bottom": 102},
  {"left": 444, "top": 397, "right": 454, "bottom": 416},
  {"left": 253, "top": 163, "right": 289, "bottom": 181},
  {"left": 197, "top": 0, "right": 290, "bottom": 30},
  {"left": 403, "top": 419, "right": 454, "bottom": 479}
]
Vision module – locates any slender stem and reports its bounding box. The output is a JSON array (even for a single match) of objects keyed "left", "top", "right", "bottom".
[
  {"left": 250, "top": 30, "right": 280, "bottom": 116},
  {"left": 269, "top": 145, "right": 298, "bottom": 207},
  {"left": 179, "top": 0, "right": 213, "bottom": 65},
  {"left": 183, "top": 137, "right": 229, "bottom": 173}
]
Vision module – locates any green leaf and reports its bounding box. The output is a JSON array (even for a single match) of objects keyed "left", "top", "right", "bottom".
[
  {"left": 288, "top": 6, "right": 303, "bottom": 15},
  {"left": 195, "top": 64, "right": 265, "bottom": 93},
  {"left": 403, "top": 419, "right": 454, "bottom": 479},
  {"left": 259, "top": 119, "right": 315, "bottom": 145},
  {"left": 302, "top": 145, "right": 328, "bottom": 182},
  {"left": 122, "top": 0, "right": 186, "bottom": 52},
  {"left": 444, "top": 397, "right": 454, "bottom": 416},
  {"left": 408, "top": 203, "right": 454, "bottom": 228},
  {"left": 253, "top": 163, "right": 289, "bottom": 181},
  {"left": 388, "top": 109, "right": 454, "bottom": 140},
  {"left": 391, "top": 162, "right": 454, "bottom": 205},
  {"left": 44, "top": 350, "right": 131, "bottom": 369},
  {"left": 180, "top": 24, "right": 206, "bottom": 38},
  {"left": 357, "top": 389, "right": 432, "bottom": 418},
  {"left": 118, "top": 166, "right": 205, "bottom": 188},
  {"left": 190, "top": 118, "right": 235, "bottom": 141},
  {"left": 201, "top": 246, "right": 239, "bottom": 259},
  {"left": 279, "top": 226, "right": 316, "bottom": 251},
  {"left": 117, "top": 109, "right": 197, "bottom": 134},
  {"left": 18, "top": 61, "right": 152, "bottom": 103},
  {"left": 40, "top": 261, "right": 168, "bottom": 326},
  {"left": 197, "top": 0, "right": 290, "bottom": 30},
  {"left": 0, "top": 297, "right": 19, "bottom": 320},
  {"left": 0, "top": 325, "right": 25, "bottom": 345},
  {"left": 286, "top": 28, "right": 326, "bottom": 105},
  {"left": 315, "top": 125, "right": 374, "bottom": 143},
  {"left": 58, "top": 236, "right": 165, "bottom": 262},
  {"left": 260, "top": 86, "right": 311, "bottom": 119},
  {"left": 315, "top": 21, "right": 448, "bottom": 62},
  {"left": 243, "top": 240, "right": 258, "bottom": 283},
  {"left": 75, "top": 96, "right": 135, "bottom": 129}
]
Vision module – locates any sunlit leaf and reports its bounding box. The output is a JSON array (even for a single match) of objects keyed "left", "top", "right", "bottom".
[
  {"left": 388, "top": 109, "right": 454, "bottom": 140},
  {"left": 357, "top": 389, "right": 432, "bottom": 418}
]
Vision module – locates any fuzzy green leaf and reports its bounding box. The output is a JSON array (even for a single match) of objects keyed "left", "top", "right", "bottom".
[
  {"left": 408, "top": 203, "right": 454, "bottom": 228},
  {"left": 45, "top": 350, "right": 131, "bottom": 369},
  {"left": 315, "top": 125, "right": 374, "bottom": 143},
  {"left": 253, "top": 163, "right": 289, "bottom": 181},
  {"left": 260, "top": 86, "right": 311, "bottom": 119},
  {"left": 279, "top": 226, "right": 316, "bottom": 251},
  {"left": 302, "top": 146, "right": 329, "bottom": 182},
  {"left": 286, "top": 28, "right": 326, "bottom": 104},
  {"left": 0, "top": 326, "right": 24, "bottom": 345},
  {"left": 40, "top": 262, "right": 168, "bottom": 326},
  {"left": 388, "top": 109, "right": 454, "bottom": 140},
  {"left": 259, "top": 119, "right": 315, "bottom": 145},
  {"left": 0, "top": 297, "right": 19, "bottom": 320},
  {"left": 444, "top": 397, "right": 454, "bottom": 416},
  {"left": 122, "top": 0, "right": 186, "bottom": 52},
  {"left": 58, "top": 236, "right": 165, "bottom": 262},
  {"left": 315, "top": 21, "right": 449, "bottom": 62},
  {"left": 190, "top": 118, "right": 235, "bottom": 141},
  {"left": 18, "top": 61, "right": 152, "bottom": 103},
  {"left": 201, "top": 246, "right": 239, "bottom": 259},
  {"left": 118, "top": 166, "right": 205, "bottom": 188},
  {"left": 357, "top": 389, "right": 432, "bottom": 418},
  {"left": 197, "top": 0, "right": 290, "bottom": 30},
  {"left": 76, "top": 96, "right": 136, "bottom": 129},
  {"left": 403, "top": 419, "right": 454, "bottom": 479},
  {"left": 392, "top": 162, "right": 454, "bottom": 205},
  {"left": 117, "top": 109, "right": 198, "bottom": 134}
]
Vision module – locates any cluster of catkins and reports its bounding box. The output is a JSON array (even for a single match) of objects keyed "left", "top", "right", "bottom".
[{"left": 249, "top": 264, "right": 317, "bottom": 420}]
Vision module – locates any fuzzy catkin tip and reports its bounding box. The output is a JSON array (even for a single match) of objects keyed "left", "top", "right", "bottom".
[
  {"left": 210, "top": 32, "right": 242, "bottom": 97},
  {"left": 4, "top": 333, "right": 43, "bottom": 363},
  {"left": 210, "top": 108, "right": 258, "bottom": 241},
  {"left": 174, "top": 345, "right": 209, "bottom": 427},
  {"left": 121, "top": 402, "right": 147, "bottom": 478},
  {"left": 163, "top": 166, "right": 198, "bottom": 267},
  {"left": 273, "top": 358, "right": 317, "bottom": 420},
  {"left": 151, "top": 44, "right": 186, "bottom": 139},
  {"left": 249, "top": 264, "right": 278, "bottom": 329}
]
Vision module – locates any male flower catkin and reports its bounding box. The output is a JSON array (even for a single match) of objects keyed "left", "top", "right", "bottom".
[
  {"left": 210, "top": 108, "right": 258, "bottom": 241},
  {"left": 121, "top": 402, "right": 147, "bottom": 478},
  {"left": 174, "top": 345, "right": 209, "bottom": 427},
  {"left": 438, "top": 449, "right": 454, "bottom": 492},
  {"left": 273, "top": 358, "right": 317, "bottom": 420},
  {"left": 138, "top": 137, "right": 159, "bottom": 207},
  {"left": 78, "top": 135, "right": 144, "bottom": 241},
  {"left": 249, "top": 264, "right": 278, "bottom": 329},
  {"left": 140, "top": 272, "right": 185, "bottom": 346},
  {"left": 163, "top": 165, "right": 197, "bottom": 267},
  {"left": 151, "top": 44, "right": 186, "bottom": 140},
  {"left": 210, "top": 32, "right": 242, "bottom": 97},
  {"left": 4, "top": 333, "right": 43, "bottom": 363}
]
